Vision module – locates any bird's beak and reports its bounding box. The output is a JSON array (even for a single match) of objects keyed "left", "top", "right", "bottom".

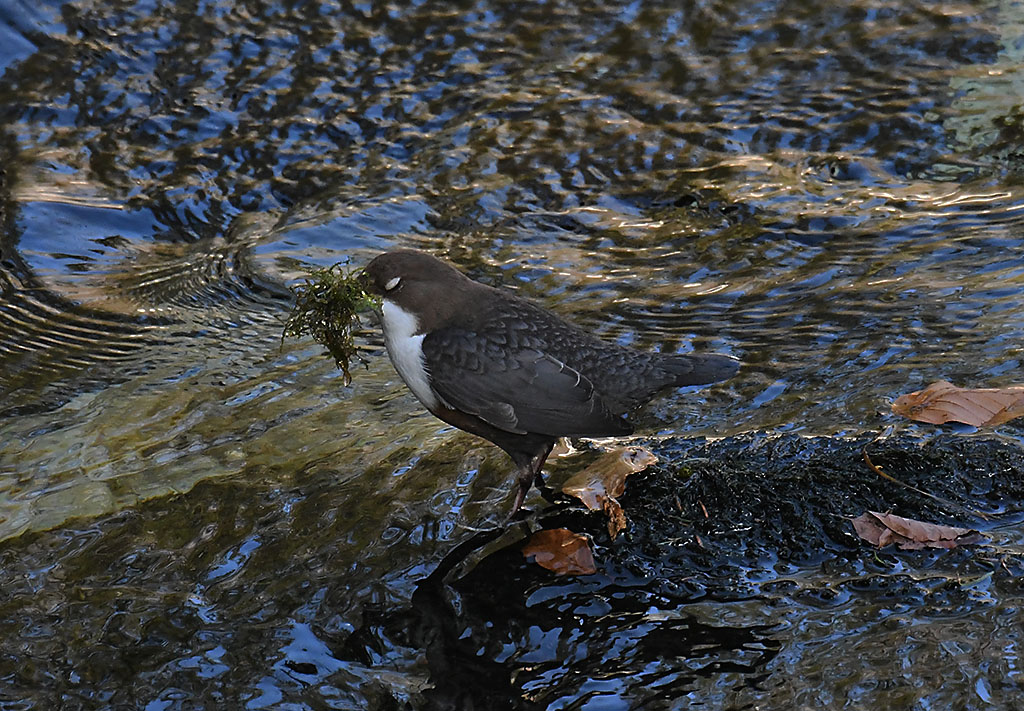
[
  {"left": 355, "top": 268, "right": 384, "bottom": 316},
  {"left": 356, "top": 268, "right": 377, "bottom": 295}
]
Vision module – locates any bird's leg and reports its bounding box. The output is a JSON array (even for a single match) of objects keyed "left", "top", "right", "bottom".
[
  {"left": 508, "top": 443, "right": 556, "bottom": 519},
  {"left": 508, "top": 463, "right": 535, "bottom": 519},
  {"left": 531, "top": 443, "right": 555, "bottom": 488}
]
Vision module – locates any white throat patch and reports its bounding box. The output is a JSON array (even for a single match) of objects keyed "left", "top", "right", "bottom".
[{"left": 379, "top": 300, "right": 440, "bottom": 410}]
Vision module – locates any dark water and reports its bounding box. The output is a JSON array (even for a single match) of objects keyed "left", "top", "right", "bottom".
[{"left": 2, "top": 0, "right": 1024, "bottom": 707}]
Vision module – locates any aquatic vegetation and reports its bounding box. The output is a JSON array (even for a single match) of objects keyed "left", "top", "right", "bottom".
[{"left": 282, "top": 262, "right": 379, "bottom": 384}]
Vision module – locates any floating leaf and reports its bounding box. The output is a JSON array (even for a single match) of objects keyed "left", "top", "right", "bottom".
[
  {"left": 562, "top": 446, "right": 657, "bottom": 538},
  {"left": 522, "top": 528, "right": 596, "bottom": 576},
  {"left": 850, "top": 511, "right": 986, "bottom": 551},
  {"left": 282, "top": 262, "right": 379, "bottom": 384},
  {"left": 892, "top": 381, "right": 1024, "bottom": 427}
]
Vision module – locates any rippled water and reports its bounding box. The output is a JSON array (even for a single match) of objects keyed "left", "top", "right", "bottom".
[{"left": 2, "top": 0, "right": 1024, "bottom": 708}]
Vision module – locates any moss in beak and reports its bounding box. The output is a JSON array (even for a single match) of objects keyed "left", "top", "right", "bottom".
[{"left": 282, "top": 262, "right": 381, "bottom": 385}]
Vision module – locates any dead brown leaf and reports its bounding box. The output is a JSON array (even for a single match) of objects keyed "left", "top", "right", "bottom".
[
  {"left": 521, "top": 528, "right": 597, "bottom": 576},
  {"left": 549, "top": 438, "right": 573, "bottom": 458},
  {"left": 562, "top": 446, "right": 658, "bottom": 508},
  {"left": 850, "top": 511, "right": 986, "bottom": 551},
  {"left": 892, "top": 381, "right": 1024, "bottom": 427},
  {"left": 561, "top": 446, "right": 658, "bottom": 538}
]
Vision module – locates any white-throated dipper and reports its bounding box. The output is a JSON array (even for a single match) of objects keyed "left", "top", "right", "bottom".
[{"left": 361, "top": 250, "right": 739, "bottom": 517}]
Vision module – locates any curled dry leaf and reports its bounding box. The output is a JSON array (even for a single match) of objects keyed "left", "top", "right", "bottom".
[
  {"left": 851, "top": 511, "right": 986, "bottom": 551},
  {"left": 549, "top": 438, "right": 573, "bottom": 459},
  {"left": 892, "top": 380, "right": 1024, "bottom": 427},
  {"left": 562, "top": 446, "right": 657, "bottom": 509},
  {"left": 561, "top": 446, "right": 658, "bottom": 538},
  {"left": 522, "top": 528, "right": 597, "bottom": 576}
]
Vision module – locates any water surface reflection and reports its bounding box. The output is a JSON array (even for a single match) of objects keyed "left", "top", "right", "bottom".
[{"left": 1, "top": 0, "right": 1023, "bottom": 708}]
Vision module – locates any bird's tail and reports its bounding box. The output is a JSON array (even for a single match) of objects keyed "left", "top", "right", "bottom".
[{"left": 663, "top": 353, "right": 740, "bottom": 386}]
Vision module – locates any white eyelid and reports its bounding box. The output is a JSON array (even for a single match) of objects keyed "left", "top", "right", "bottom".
[{"left": 384, "top": 276, "right": 402, "bottom": 291}]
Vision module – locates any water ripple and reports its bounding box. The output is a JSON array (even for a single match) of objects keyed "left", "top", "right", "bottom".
[{"left": 0, "top": 1, "right": 1022, "bottom": 708}]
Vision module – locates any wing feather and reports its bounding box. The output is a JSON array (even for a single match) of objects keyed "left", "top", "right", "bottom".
[{"left": 422, "top": 328, "right": 632, "bottom": 437}]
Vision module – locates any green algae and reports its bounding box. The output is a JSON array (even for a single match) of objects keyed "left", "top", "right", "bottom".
[{"left": 283, "top": 263, "right": 379, "bottom": 384}]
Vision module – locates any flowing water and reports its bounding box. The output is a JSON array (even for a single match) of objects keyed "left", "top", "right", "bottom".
[{"left": 2, "top": 0, "right": 1024, "bottom": 708}]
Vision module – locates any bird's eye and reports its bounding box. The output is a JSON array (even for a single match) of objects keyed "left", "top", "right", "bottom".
[{"left": 384, "top": 276, "right": 402, "bottom": 291}]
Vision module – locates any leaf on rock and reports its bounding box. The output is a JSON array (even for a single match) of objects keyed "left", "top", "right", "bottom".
[
  {"left": 850, "top": 511, "right": 986, "bottom": 551},
  {"left": 892, "top": 381, "right": 1024, "bottom": 427},
  {"left": 549, "top": 438, "right": 574, "bottom": 459},
  {"left": 561, "top": 446, "right": 658, "bottom": 538},
  {"left": 522, "top": 529, "right": 597, "bottom": 576}
]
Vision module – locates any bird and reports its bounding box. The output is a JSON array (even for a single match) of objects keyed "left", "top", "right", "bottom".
[{"left": 360, "top": 249, "right": 739, "bottom": 517}]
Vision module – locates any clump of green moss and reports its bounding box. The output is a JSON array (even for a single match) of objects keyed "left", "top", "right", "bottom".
[{"left": 282, "top": 262, "right": 379, "bottom": 384}]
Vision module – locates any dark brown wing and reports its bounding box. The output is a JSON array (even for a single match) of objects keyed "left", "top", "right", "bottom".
[{"left": 421, "top": 327, "right": 632, "bottom": 437}]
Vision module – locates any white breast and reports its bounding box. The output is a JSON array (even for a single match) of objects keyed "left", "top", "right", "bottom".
[{"left": 379, "top": 300, "right": 441, "bottom": 410}]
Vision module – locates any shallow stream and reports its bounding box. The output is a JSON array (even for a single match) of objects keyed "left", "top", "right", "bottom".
[{"left": 2, "top": 0, "right": 1024, "bottom": 708}]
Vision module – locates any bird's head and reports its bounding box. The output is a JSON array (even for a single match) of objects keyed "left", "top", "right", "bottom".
[{"left": 360, "top": 250, "right": 477, "bottom": 329}]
